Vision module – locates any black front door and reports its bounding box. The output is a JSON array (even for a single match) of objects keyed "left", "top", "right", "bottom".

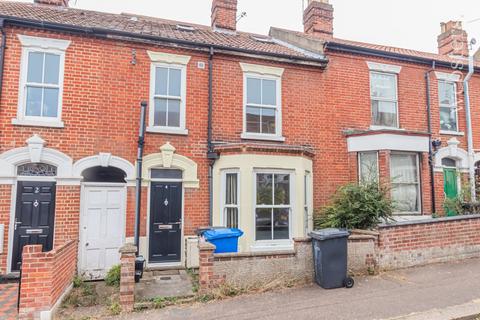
[
  {"left": 149, "top": 182, "right": 182, "bottom": 263},
  {"left": 11, "top": 181, "right": 56, "bottom": 272}
]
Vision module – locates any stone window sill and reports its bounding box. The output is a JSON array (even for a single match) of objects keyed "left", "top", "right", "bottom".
[{"left": 12, "top": 118, "right": 64, "bottom": 128}]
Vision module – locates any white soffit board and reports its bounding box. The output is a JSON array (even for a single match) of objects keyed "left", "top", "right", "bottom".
[{"left": 347, "top": 134, "right": 429, "bottom": 152}]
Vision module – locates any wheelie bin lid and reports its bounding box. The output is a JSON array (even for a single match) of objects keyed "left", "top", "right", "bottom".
[
  {"left": 309, "top": 228, "right": 350, "bottom": 240},
  {"left": 203, "top": 228, "right": 244, "bottom": 240}
]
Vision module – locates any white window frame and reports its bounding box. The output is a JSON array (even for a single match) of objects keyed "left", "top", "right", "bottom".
[
  {"left": 220, "top": 169, "right": 240, "bottom": 228},
  {"left": 438, "top": 80, "right": 459, "bottom": 134},
  {"left": 390, "top": 152, "right": 422, "bottom": 214},
  {"left": 252, "top": 169, "right": 294, "bottom": 246},
  {"left": 358, "top": 151, "right": 379, "bottom": 183},
  {"left": 369, "top": 71, "right": 399, "bottom": 130},
  {"left": 148, "top": 62, "right": 188, "bottom": 135},
  {"left": 240, "top": 63, "right": 284, "bottom": 142},
  {"left": 13, "top": 35, "right": 70, "bottom": 128},
  {"left": 303, "top": 171, "right": 312, "bottom": 237}
]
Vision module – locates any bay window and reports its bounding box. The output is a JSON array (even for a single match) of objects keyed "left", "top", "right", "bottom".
[
  {"left": 358, "top": 152, "right": 379, "bottom": 183},
  {"left": 390, "top": 153, "right": 421, "bottom": 213},
  {"left": 222, "top": 171, "right": 239, "bottom": 228},
  {"left": 370, "top": 72, "right": 398, "bottom": 128},
  {"left": 255, "top": 172, "right": 291, "bottom": 241}
]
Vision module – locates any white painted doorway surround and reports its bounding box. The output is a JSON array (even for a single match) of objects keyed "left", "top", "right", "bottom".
[{"left": 79, "top": 184, "right": 126, "bottom": 280}]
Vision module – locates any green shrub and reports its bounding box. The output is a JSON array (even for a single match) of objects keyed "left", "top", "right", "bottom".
[
  {"left": 109, "top": 301, "right": 122, "bottom": 315},
  {"left": 314, "top": 180, "right": 394, "bottom": 230},
  {"left": 105, "top": 265, "right": 121, "bottom": 287},
  {"left": 73, "top": 275, "right": 84, "bottom": 288}
]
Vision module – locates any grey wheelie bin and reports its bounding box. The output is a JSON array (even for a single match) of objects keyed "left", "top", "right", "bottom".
[{"left": 309, "top": 228, "right": 354, "bottom": 289}]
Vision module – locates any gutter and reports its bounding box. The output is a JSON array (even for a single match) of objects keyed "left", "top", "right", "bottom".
[
  {"left": 325, "top": 42, "right": 480, "bottom": 73},
  {"left": 425, "top": 61, "right": 436, "bottom": 215},
  {"left": 464, "top": 54, "right": 476, "bottom": 201},
  {"left": 0, "top": 16, "right": 328, "bottom": 67},
  {"left": 0, "top": 18, "right": 6, "bottom": 104}
]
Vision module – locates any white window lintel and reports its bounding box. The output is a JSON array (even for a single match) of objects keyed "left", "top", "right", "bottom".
[
  {"left": 147, "top": 51, "right": 191, "bottom": 65},
  {"left": 367, "top": 61, "right": 402, "bottom": 74},
  {"left": 17, "top": 34, "right": 71, "bottom": 51},
  {"left": 435, "top": 71, "right": 461, "bottom": 82},
  {"left": 240, "top": 62, "right": 284, "bottom": 77}
]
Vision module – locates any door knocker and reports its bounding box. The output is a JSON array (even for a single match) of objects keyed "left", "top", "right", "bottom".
[
  {"left": 33, "top": 200, "right": 39, "bottom": 208},
  {"left": 164, "top": 198, "right": 169, "bottom": 206}
]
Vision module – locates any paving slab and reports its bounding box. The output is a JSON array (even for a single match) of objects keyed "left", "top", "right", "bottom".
[{"left": 135, "top": 270, "right": 194, "bottom": 300}]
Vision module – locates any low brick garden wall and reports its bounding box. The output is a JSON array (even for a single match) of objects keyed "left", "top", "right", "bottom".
[
  {"left": 19, "top": 240, "right": 77, "bottom": 320},
  {"left": 377, "top": 215, "right": 480, "bottom": 270},
  {"left": 198, "top": 215, "right": 480, "bottom": 292}
]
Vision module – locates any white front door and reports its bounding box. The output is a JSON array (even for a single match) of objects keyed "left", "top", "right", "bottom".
[{"left": 79, "top": 185, "right": 126, "bottom": 280}]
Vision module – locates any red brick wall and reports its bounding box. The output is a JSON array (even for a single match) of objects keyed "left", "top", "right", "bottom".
[
  {"left": 18, "top": 240, "right": 77, "bottom": 319},
  {"left": 53, "top": 186, "right": 81, "bottom": 247},
  {"left": 0, "top": 185, "right": 12, "bottom": 274},
  {"left": 377, "top": 215, "right": 480, "bottom": 269}
]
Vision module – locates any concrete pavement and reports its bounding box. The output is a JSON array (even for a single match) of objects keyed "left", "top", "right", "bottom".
[{"left": 114, "top": 258, "right": 480, "bottom": 320}]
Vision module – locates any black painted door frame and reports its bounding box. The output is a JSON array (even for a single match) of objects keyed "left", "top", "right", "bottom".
[
  {"left": 11, "top": 181, "right": 56, "bottom": 272},
  {"left": 148, "top": 181, "right": 183, "bottom": 263}
]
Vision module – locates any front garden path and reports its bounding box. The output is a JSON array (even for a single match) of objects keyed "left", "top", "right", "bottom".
[{"left": 111, "top": 258, "right": 480, "bottom": 320}]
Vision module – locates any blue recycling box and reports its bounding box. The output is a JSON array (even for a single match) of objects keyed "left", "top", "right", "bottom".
[{"left": 203, "top": 228, "right": 244, "bottom": 253}]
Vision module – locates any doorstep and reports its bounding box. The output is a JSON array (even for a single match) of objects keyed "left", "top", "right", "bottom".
[{"left": 135, "top": 269, "right": 194, "bottom": 300}]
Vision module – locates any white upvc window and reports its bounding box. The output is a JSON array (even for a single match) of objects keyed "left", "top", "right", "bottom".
[
  {"left": 390, "top": 153, "right": 421, "bottom": 214},
  {"left": 303, "top": 171, "right": 311, "bottom": 236},
  {"left": 358, "top": 151, "right": 379, "bottom": 183},
  {"left": 370, "top": 71, "right": 399, "bottom": 128},
  {"left": 14, "top": 35, "right": 70, "bottom": 128},
  {"left": 147, "top": 51, "right": 190, "bottom": 135},
  {"left": 240, "top": 63, "right": 284, "bottom": 141},
  {"left": 439, "top": 80, "right": 458, "bottom": 133},
  {"left": 221, "top": 170, "right": 240, "bottom": 228},
  {"left": 254, "top": 171, "right": 292, "bottom": 242}
]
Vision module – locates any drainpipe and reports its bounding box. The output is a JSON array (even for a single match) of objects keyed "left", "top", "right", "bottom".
[
  {"left": 0, "top": 19, "right": 6, "bottom": 105},
  {"left": 134, "top": 101, "right": 147, "bottom": 255},
  {"left": 207, "top": 47, "right": 219, "bottom": 226},
  {"left": 464, "top": 54, "right": 475, "bottom": 201},
  {"left": 425, "top": 61, "right": 437, "bottom": 215}
]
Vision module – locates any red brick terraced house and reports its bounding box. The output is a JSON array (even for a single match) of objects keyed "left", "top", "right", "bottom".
[
  {"left": 0, "top": 0, "right": 479, "bottom": 281},
  {"left": 0, "top": 0, "right": 329, "bottom": 277},
  {"left": 271, "top": 0, "right": 480, "bottom": 216}
]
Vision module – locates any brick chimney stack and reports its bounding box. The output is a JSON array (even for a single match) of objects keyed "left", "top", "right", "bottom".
[
  {"left": 303, "top": 0, "right": 334, "bottom": 38},
  {"left": 211, "top": 0, "right": 238, "bottom": 31},
  {"left": 34, "top": 0, "right": 69, "bottom": 6},
  {"left": 438, "top": 21, "right": 469, "bottom": 57}
]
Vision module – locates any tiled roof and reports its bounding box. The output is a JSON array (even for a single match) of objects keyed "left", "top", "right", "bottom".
[
  {"left": 0, "top": 1, "right": 322, "bottom": 61},
  {"left": 270, "top": 27, "right": 480, "bottom": 68}
]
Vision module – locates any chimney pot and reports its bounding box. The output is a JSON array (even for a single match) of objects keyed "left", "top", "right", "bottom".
[
  {"left": 438, "top": 20, "right": 469, "bottom": 57},
  {"left": 211, "top": 0, "right": 238, "bottom": 31},
  {"left": 34, "top": 0, "right": 69, "bottom": 6},
  {"left": 303, "top": 0, "right": 334, "bottom": 38}
]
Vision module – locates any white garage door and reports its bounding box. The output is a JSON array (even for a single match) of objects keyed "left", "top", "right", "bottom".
[{"left": 79, "top": 185, "right": 126, "bottom": 280}]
